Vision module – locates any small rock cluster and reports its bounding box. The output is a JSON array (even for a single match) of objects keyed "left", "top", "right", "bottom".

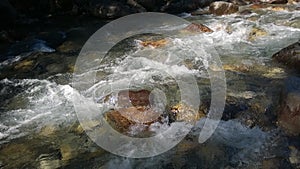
[{"left": 104, "top": 90, "right": 205, "bottom": 136}]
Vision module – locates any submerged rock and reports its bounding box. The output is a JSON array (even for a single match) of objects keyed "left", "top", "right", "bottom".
[
  {"left": 117, "top": 107, "right": 161, "bottom": 124},
  {"left": 249, "top": 4, "right": 268, "bottom": 9},
  {"left": 60, "top": 143, "right": 78, "bottom": 161},
  {"left": 262, "top": 67, "right": 286, "bottom": 78},
  {"left": 105, "top": 89, "right": 162, "bottom": 134},
  {"left": 181, "top": 23, "right": 213, "bottom": 33},
  {"left": 0, "top": 143, "right": 37, "bottom": 168},
  {"left": 248, "top": 27, "right": 268, "bottom": 41},
  {"left": 46, "top": 63, "right": 67, "bottom": 74},
  {"left": 262, "top": 158, "right": 289, "bottom": 169},
  {"left": 39, "top": 125, "right": 58, "bottom": 137},
  {"left": 104, "top": 90, "right": 205, "bottom": 135},
  {"left": 286, "top": 17, "right": 300, "bottom": 29},
  {"left": 223, "top": 64, "right": 251, "bottom": 72},
  {"left": 277, "top": 77, "right": 300, "bottom": 136},
  {"left": 106, "top": 110, "right": 137, "bottom": 133},
  {"left": 268, "top": 6, "right": 287, "bottom": 11},
  {"left": 14, "top": 59, "right": 35, "bottom": 72},
  {"left": 139, "top": 39, "right": 168, "bottom": 48},
  {"left": 105, "top": 108, "right": 162, "bottom": 135},
  {"left": 37, "top": 152, "right": 62, "bottom": 169},
  {"left": 289, "top": 146, "right": 300, "bottom": 167},
  {"left": 272, "top": 40, "right": 300, "bottom": 72},
  {"left": 209, "top": 1, "right": 239, "bottom": 16},
  {"left": 116, "top": 89, "right": 151, "bottom": 107},
  {"left": 170, "top": 103, "right": 205, "bottom": 123}
]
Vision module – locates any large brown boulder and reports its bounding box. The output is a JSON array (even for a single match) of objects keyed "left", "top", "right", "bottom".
[
  {"left": 277, "top": 77, "right": 300, "bottom": 136},
  {"left": 116, "top": 89, "right": 151, "bottom": 107},
  {"left": 105, "top": 107, "right": 162, "bottom": 134},
  {"left": 209, "top": 1, "right": 239, "bottom": 16},
  {"left": 104, "top": 90, "right": 205, "bottom": 135},
  {"left": 104, "top": 90, "right": 162, "bottom": 135},
  {"left": 272, "top": 40, "right": 300, "bottom": 72},
  {"left": 182, "top": 23, "right": 213, "bottom": 33}
]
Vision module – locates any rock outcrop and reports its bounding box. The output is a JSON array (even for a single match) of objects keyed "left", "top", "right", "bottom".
[
  {"left": 273, "top": 40, "right": 300, "bottom": 72},
  {"left": 182, "top": 23, "right": 213, "bottom": 33}
]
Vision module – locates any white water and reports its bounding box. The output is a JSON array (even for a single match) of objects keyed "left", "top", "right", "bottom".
[
  {"left": 101, "top": 119, "right": 274, "bottom": 168},
  {"left": 0, "top": 76, "right": 75, "bottom": 144},
  {"left": 0, "top": 8, "right": 299, "bottom": 167}
]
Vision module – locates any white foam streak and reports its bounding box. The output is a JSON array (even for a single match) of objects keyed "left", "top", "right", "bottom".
[{"left": 0, "top": 78, "right": 76, "bottom": 143}]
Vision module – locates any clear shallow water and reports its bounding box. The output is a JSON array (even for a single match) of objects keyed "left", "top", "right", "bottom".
[
  {"left": 98, "top": 119, "right": 279, "bottom": 169},
  {"left": 0, "top": 6, "right": 300, "bottom": 168}
]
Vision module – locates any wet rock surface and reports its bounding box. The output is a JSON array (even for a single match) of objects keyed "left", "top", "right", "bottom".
[
  {"left": 209, "top": 1, "right": 239, "bottom": 15},
  {"left": 104, "top": 90, "right": 162, "bottom": 135},
  {"left": 105, "top": 90, "right": 205, "bottom": 136},
  {"left": 0, "top": 125, "right": 106, "bottom": 169},
  {"left": 289, "top": 145, "right": 300, "bottom": 168},
  {"left": 273, "top": 40, "right": 300, "bottom": 72},
  {"left": 248, "top": 27, "right": 268, "bottom": 41},
  {"left": 139, "top": 39, "right": 169, "bottom": 48},
  {"left": 182, "top": 23, "right": 213, "bottom": 33}
]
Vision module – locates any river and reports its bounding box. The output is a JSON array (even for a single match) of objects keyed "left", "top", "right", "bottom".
[{"left": 0, "top": 4, "right": 300, "bottom": 169}]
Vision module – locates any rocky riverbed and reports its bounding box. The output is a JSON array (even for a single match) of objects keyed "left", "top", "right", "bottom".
[{"left": 0, "top": 0, "right": 300, "bottom": 169}]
